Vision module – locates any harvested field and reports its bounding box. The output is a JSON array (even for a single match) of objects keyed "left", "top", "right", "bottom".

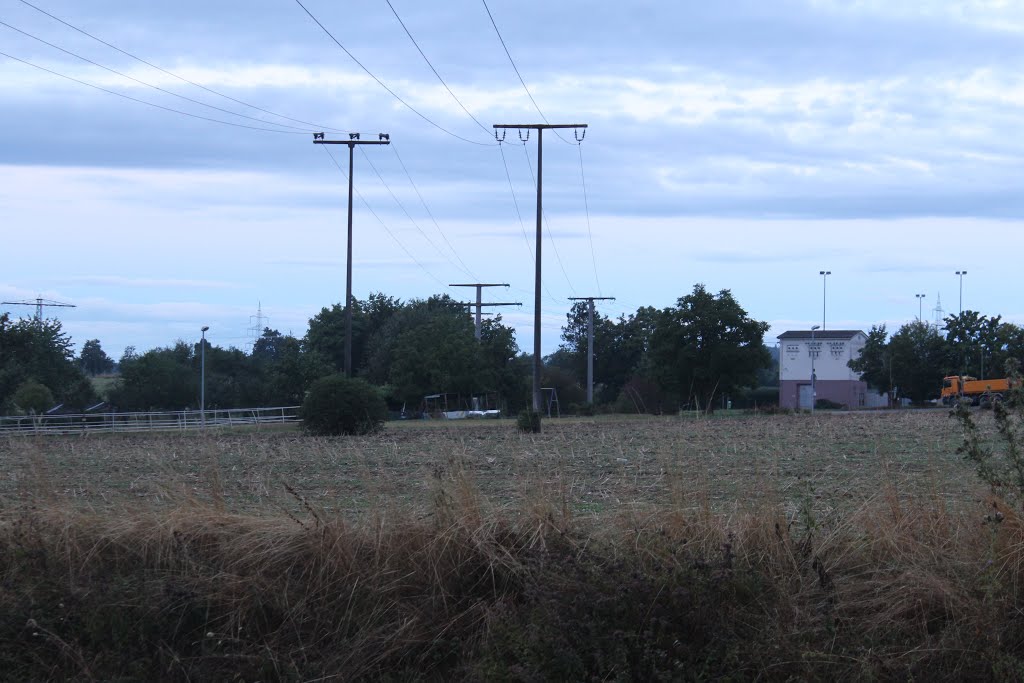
[
  {"left": 0, "top": 411, "right": 978, "bottom": 518},
  {"left": 4, "top": 409, "right": 1023, "bottom": 681}
]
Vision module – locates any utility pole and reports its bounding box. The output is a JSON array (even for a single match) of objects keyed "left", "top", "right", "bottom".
[
  {"left": 313, "top": 132, "right": 390, "bottom": 377},
  {"left": 819, "top": 270, "right": 830, "bottom": 330},
  {"left": 568, "top": 296, "right": 615, "bottom": 405},
  {"left": 493, "top": 122, "right": 587, "bottom": 418},
  {"left": 1, "top": 296, "right": 76, "bottom": 329},
  {"left": 448, "top": 283, "right": 521, "bottom": 340}
]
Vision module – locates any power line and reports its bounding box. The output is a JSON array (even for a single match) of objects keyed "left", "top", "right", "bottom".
[
  {"left": 576, "top": 133, "right": 602, "bottom": 296},
  {"left": 0, "top": 50, "right": 308, "bottom": 134},
  {"left": 292, "top": 0, "right": 494, "bottom": 146},
  {"left": 480, "top": 0, "right": 572, "bottom": 145},
  {"left": 320, "top": 145, "right": 446, "bottom": 289},
  {"left": 358, "top": 145, "right": 474, "bottom": 280},
  {"left": 522, "top": 138, "right": 576, "bottom": 296},
  {"left": 383, "top": 0, "right": 492, "bottom": 138},
  {"left": 496, "top": 139, "right": 560, "bottom": 306},
  {"left": 390, "top": 143, "right": 479, "bottom": 280},
  {"left": 15, "top": 0, "right": 348, "bottom": 133},
  {"left": 1, "top": 20, "right": 311, "bottom": 132}
]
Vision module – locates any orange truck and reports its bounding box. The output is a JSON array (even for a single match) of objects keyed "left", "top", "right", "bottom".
[{"left": 941, "top": 376, "right": 1014, "bottom": 406}]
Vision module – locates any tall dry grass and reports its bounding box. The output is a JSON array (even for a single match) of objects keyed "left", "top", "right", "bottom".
[{"left": 3, "top": 453, "right": 1024, "bottom": 681}]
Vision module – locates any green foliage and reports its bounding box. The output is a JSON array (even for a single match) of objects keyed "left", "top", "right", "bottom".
[
  {"left": 848, "top": 324, "right": 892, "bottom": 398},
  {"left": 0, "top": 315, "right": 83, "bottom": 411},
  {"left": 955, "top": 360, "right": 1024, "bottom": 504},
  {"left": 11, "top": 379, "right": 54, "bottom": 414},
  {"left": 649, "top": 284, "right": 771, "bottom": 411},
  {"left": 516, "top": 409, "right": 541, "bottom": 433},
  {"left": 109, "top": 341, "right": 197, "bottom": 411},
  {"left": 302, "top": 375, "right": 387, "bottom": 436},
  {"left": 79, "top": 339, "right": 115, "bottom": 376}
]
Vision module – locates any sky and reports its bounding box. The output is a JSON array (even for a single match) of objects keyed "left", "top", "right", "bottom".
[{"left": 3, "top": 0, "right": 1024, "bottom": 360}]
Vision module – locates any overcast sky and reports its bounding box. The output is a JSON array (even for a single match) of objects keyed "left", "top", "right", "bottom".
[{"left": 3, "top": 0, "right": 1024, "bottom": 359}]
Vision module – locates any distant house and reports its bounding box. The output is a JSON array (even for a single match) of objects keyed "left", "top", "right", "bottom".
[{"left": 777, "top": 330, "right": 887, "bottom": 410}]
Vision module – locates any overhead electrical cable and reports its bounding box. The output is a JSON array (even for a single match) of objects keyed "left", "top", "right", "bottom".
[
  {"left": 496, "top": 141, "right": 559, "bottom": 305},
  {"left": 522, "top": 141, "right": 577, "bottom": 296},
  {"left": 1, "top": 20, "right": 312, "bottom": 132},
  {"left": 577, "top": 138, "right": 602, "bottom": 296},
  {"left": 390, "top": 143, "right": 479, "bottom": 280},
  {"left": 292, "top": 0, "right": 494, "bottom": 146},
  {"left": 320, "top": 145, "right": 447, "bottom": 287},
  {"left": 479, "top": 0, "right": 572, "bottom": 145},
  {"left": 15, "top": 0, "right": 348, "bottom": 133},
  {"left": 0, "top": 50, "right": 308, "bottom": 134},
  {"left": 383, "top": 0, "right": 492, "bottom": 138},
  {"left": 358, "top": 146, "right": 475, "bottom": 280}
]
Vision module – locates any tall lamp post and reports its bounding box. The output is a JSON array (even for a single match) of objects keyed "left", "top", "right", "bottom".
[
  {"left": 915, "top": 294, "right": 926, "bottom": 322},
  {"left": 200, "top": 325, "right": 209, "bottom": 428},
  {"left": 819, "top": 270, "right": 831, "bottom": 330},
  {"left": 955, "top": 271, "right": 967, "bottom": 315},
  {"left": 810, "top": 324, "right": 821, "bottom": 414}
]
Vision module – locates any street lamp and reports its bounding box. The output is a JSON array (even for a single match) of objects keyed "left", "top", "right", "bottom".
[
  {"left": 200, "top": 325, "right": 209, "bottom": 428},
  {"left": 819, "top": 271, "right": 831, "bottom": 330},
  {"left": 955, "top": 271, "right": 967, "bottom": 316},
  {"left": 810, "top": 324, "right": 821, "bottom": 413},
  {"left": 915, "top": 294, "right": 926, "bottom": 322}
]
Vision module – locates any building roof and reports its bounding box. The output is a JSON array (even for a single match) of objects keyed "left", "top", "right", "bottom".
[{"left": 777, "top": 329, "right": 865, "bottom": 340}]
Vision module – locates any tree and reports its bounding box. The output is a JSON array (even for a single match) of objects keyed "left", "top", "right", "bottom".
[
  {"left": 0, "top": 315, "right": 84, "bottom": 411},
  {"left": 79, "top": 339, "right": 115, "bottom": 376},
  {"left": 848, "top": 325, "right": 893, "bottom": 402},
  {"left": 887, "top": 321, "right": 947, "bottom": 404},
  {"left": 303, "top": 292, "right": 403, "bottom": 377},
  {"left": 108, "top": 341, "right": 197, "bottom": 411},
  {"left": 648, "top": 284, "right": 770, "bottom": 411}
]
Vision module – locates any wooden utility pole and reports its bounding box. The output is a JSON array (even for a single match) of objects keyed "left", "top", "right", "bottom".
[
  {"left": 313, "top": 132, "right": 390, "bottom": 377},
  {"left": 493, "top": 123, "right": 587, "bottom": 419},
  {"left": 568, "top": 296, "right": 615, "bottom": 404},
  {"left": 448, "top": 283, "right": 520, "bottom": 339}
]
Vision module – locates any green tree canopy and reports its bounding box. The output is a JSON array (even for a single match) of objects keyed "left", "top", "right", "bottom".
[
  {"left": 888, "top": 321, "right": 947, "bottom": 403},
  {"left": 79, "top": 339, "right": 115, "bottom": 376},
  {"left": 648, "top": 284, "right": 770, "bottom": 411}
]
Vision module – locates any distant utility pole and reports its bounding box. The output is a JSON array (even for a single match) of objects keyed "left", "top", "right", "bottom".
[
  {"left": 568, "top": 296, "right": 615, "bottom": 404},
  {"left": 448, "top": 283, "right": 520, "bottom": 340},
  {"left": 0, "top": 296, "right": 76, "bottom": 328},
  {"left": 313, "top": 132, "right": 390, "bottom": 377},
  {"left": 493, "top": 122, "right": 588, "bottom": 416}
]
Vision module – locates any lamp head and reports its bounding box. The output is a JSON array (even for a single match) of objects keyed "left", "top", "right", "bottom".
[
  {"left": 811, "top": 325, "right": 821, "bottom": 331},
  {"left": 201, "top": 326, "right": 209, "bottom": 332}
]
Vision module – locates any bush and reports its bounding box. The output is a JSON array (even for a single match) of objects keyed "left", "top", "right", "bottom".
[
  {"left": 517, "top": 409, "right": 541, "bottom": 433},
  {"left": 11, "top": 379, "right": 54, "bottom": 415},
  {"left": 815, "top": 398, "right": 844, "bottom": 410},
  {"left": 301, "top": 375, "right": 387, "bottom": 436}
]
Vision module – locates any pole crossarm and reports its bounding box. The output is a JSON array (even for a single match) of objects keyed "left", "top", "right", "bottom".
[
  {"left": 568, "top": 297, "right": 616, "bottom": 302},
  {"left": 493, "top": 124, "right": 588, "bottom": 130},
  {"left": 449, "top": 283, "right": 519, "bottom": 340}
]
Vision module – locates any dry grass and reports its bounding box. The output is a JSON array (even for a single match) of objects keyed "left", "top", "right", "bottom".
[{"left": 2, "top": 410, "right": 1023, "bottom": 680}]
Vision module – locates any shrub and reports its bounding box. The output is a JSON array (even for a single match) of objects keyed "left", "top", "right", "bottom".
[
  {"left": 11, "top": 379, "right": 54, "bottom": 415},
  {"left": 517, "top": 409, "right": 541, "bottom": 433},
  {"left": 815, "top": 398, "right": 844, "bottom": 410},
  {"left": 301, "top": 375, "right": 387, "bottom": 436}
]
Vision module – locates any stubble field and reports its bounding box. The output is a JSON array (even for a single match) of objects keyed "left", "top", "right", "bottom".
[
  {"left": 4, "top": 409, "right": 1023, "bottom": 681},
  {"left": 0, "top": 410, "right": 978, "bottom": 518}
]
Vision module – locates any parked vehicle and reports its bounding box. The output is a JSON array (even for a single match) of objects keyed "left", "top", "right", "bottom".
[{"left": 941, "top": 375, "right": 1014, "bottom": 407}]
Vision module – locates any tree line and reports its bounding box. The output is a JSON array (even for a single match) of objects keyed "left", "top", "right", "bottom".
[
  {"left": 0, "top": 284, "right": 776, "bottom": 415},
  {"left": 850, "top": 311, "right": 1024, "bottom": 404}
]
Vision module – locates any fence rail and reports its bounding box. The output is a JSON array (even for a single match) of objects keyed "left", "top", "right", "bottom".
[{"left": 0, "top": 406, "right": 302, "bottom": 435}]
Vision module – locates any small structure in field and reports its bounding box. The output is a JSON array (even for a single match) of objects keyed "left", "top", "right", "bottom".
[{"left": 778, "top": 329, "right": 888, "bottom": 410}]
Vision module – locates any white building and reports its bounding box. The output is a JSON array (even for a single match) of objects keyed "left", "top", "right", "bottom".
[{"left": 778, "top": 329, "right": 887, "bottom": 409}]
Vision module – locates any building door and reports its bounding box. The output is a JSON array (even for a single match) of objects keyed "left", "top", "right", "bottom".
[{"left": 798, "top": 384, "right": 814, "bottom": 410}]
